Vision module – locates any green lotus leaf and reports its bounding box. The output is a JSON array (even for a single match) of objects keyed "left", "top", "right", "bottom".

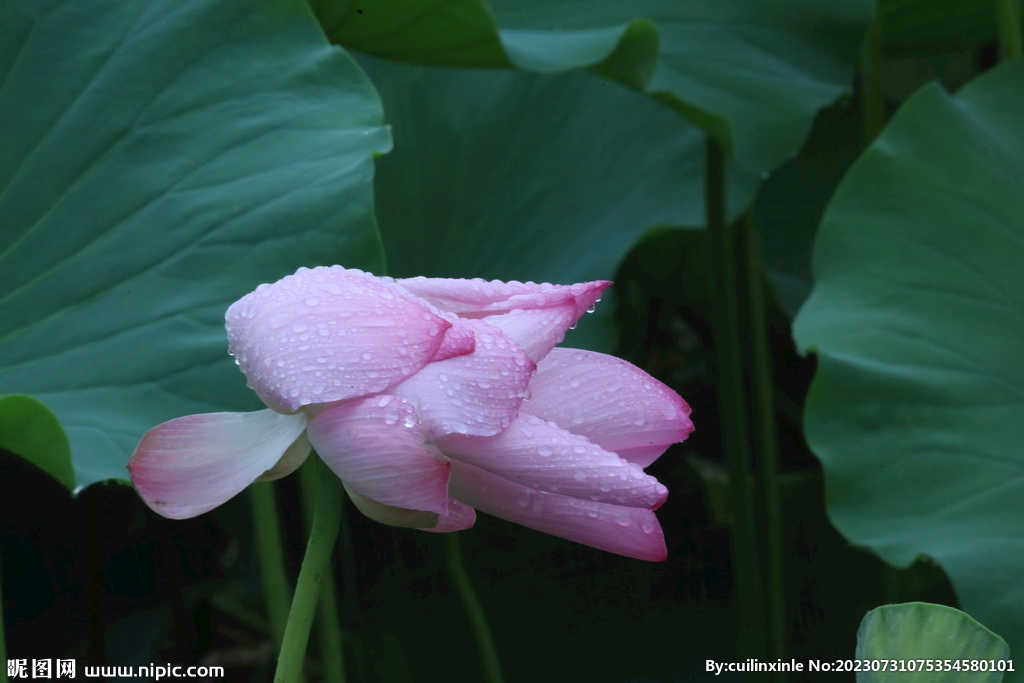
[
  {"left": 794, "top": 59, "right": 1024, "bottom": 671},
  {"left": 857, "top": 603, "right": 1010, "bottom": 683},
  {"left": 0, "top": 395, "right": 75, "bottom": 491},
  {"left": 0, "top": 0, "right": 391, "bottom": 490},
  {"left": 321, "top": 0, "right": 872, "bottom": 176}
]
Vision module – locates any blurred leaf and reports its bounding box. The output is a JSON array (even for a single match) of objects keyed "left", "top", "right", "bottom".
[
  {"left": 311, "top": 0, "right": 511, "bottom": 67},
  {"left": 0, "top": 395, "right": 75, "bottom": 491},
  {"left": 880, "top": 0, "right": 1022, "bottom": 56},
  {"left": 857, "top": 602, "right": 1010, "bottom": 683},
  {"left": 325, "top": 0, "right": 873, "bottom": 175},
  {"left": 794, "top": 59, "right": 1024, "bottom": 672},
  {"left": 0, "top": 0, "right": 391, "bottom": 490},
  {"left": 755, "top": 99, "right": 863, "bottom": 318},
  {"left": 360, "top": 56, "right": 760, "bottom": 352}
]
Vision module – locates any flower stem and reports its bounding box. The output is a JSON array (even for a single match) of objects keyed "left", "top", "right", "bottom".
[
  {"left": 705, "top": 136, "right": 767, "bottom": 659},
  {"left": 995, "top": 0, "right": 1023, "bottom": 60},
  {"left": 859, "top": 10, "right": 884, "bottom": 146},
  {"left": 298, "top": 457, "right": 347, "bottom": 683},
  {"left": 444, "top": 533, "right": 504, "bottom": 683},
  {"left": 274, "top": 459, "right": 343, "bottom": 683},
  {"left": 249, "top": 481, "right": 292, "bottom": 650},
  {"left": 739, "top": 213, "right": 787, "bottom": 677}
]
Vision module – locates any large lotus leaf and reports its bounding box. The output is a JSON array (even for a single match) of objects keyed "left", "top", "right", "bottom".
[
  {"left": 322, "top": 0, "right": 872, "bottom": 176},
  {"left": 358, "top": 55, "right": 761, "bottom": 351},
  {"left": 0, "top": 0, "right": 391, "bottom": 491},
  {"left": 794, "top": 59, "right": 1024, "bottom": 672},
  {"left": 857, "top": 603, "right": 1010, "bottom": 683},
  {"left": 879, "top": 0, "right": 1024, "bottom": 57}
]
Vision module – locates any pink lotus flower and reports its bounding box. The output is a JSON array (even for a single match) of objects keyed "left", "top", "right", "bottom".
[{"left": 128, "top": 267, "right": 693, "bottom": 560}]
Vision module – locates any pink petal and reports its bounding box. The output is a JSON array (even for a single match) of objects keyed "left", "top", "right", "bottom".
[
  {"left": 418, "top": 497, "right": 477, "bottom": 533},
  {"left": 482, "top": 299, "right": 577, "bottom": 362},
  {"left": 306, "top": 396, "right": 450, "bottom": 514},
  {"left": 226, "top": 266, "right": 452, "bottom": 414},
  {"left": 344, "top": 484, "right": 440, "bottom": 529},
  {"left": 391, "top": 319, "right": 535, "bottom": 438},
  {"left": 448, "top": 461, "right": 667, "bottom": 561},
  {"left": 255, "top": 431, "right": 311, "bottom": 482},
  {"left": 437, "top": 415, "right": 667, "bottom": 509},
  {"left": 520, "top": 349, "right": 694, "bottom": 467},
  {"left": 128, "top": 410, "right": 308, "bottom": 520},
  {"left": 395, "top": 277, "right": 610, "bottom": 319},
  {"left": 430, "top": 314, "right": 476, "bottom": 361}
]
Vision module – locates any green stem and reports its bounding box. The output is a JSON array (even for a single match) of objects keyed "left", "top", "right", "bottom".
[
  {"left": 995, "top": 0, "right": 1023, "bottom": 60},
  {"left": 444, "top": 533, "right": 504, "bottom": 683},
  {"left": 299, "top": 457, "right": 347, "bottom": 683},
  {"left": 274, "top": 459, "right": 344, "bottom": 683},
  {"left": 705, "top": 136, "right": 767, "bottom": 659},
  {"left": 740, "top": 215, "right": 787, "bottom": 676},
  {"left": 859, "top": 8, "right": 884, "bottom": 146},
  {"left": 249, "top": 481, "right": 292, "bottom": 651}
]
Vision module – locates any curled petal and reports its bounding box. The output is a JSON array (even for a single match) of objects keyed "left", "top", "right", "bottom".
[
  {"left": 128, "top": 410, "right": 308, "bottom": 520},
  {"left": 521, "top": 348, "right": 694, "bottom": 467},
  {"left": 418, "top": 497, "right": 477, "bottom": 533},
  {"left": 396, "top": 277, "right": 610, "bottom": 320},
  {"left": 226, "top": 266, "right": 451, "bottom": 414},
  {"left": 438, "top": 415, "right": 667, "bottom": 509},
  {"left": 448, "top": 461, "right": 667, "bottom": 561},
  {"left": 255, "top": 431, "right": 311, "bottom": 482},
  {"left": 392, "top": 319, "right": 535, "bottom": 438},
  {"left": 431, "top": 314, "right": 476, "bottom": 361},
  {"left": 307, "top": 396, "right": 450, "bottom": 515},
  {"left": 482, "top": 299, "right": 577, "bottom": 362},
  {"left": 344, "top": 484, "right": 440, "bottom": 529}
]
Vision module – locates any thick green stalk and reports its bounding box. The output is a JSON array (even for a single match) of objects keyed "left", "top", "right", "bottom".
[
  {"left": 739, "top": 215, "right": 787, "bottom": 676},
  {"left": 274, "top": 459, "right": 344, "bottom": 683},
  {"left": 444, "top": 533, "right": 504, "bottom": 683},
  {"left": 249, "top": 481, "right": 292, "bottom": 650},
  {"left": 298, "top": 457, "right": 346, "bottom": 683},
  {"left": 995, "top": 0, "right": 1023, "bottom": 60},
  {"left": 859, "top": 9, "right": 884, "bottom": 145},
  {"left": 705, "top": 137, "right": 766, "bottom": 659}
]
